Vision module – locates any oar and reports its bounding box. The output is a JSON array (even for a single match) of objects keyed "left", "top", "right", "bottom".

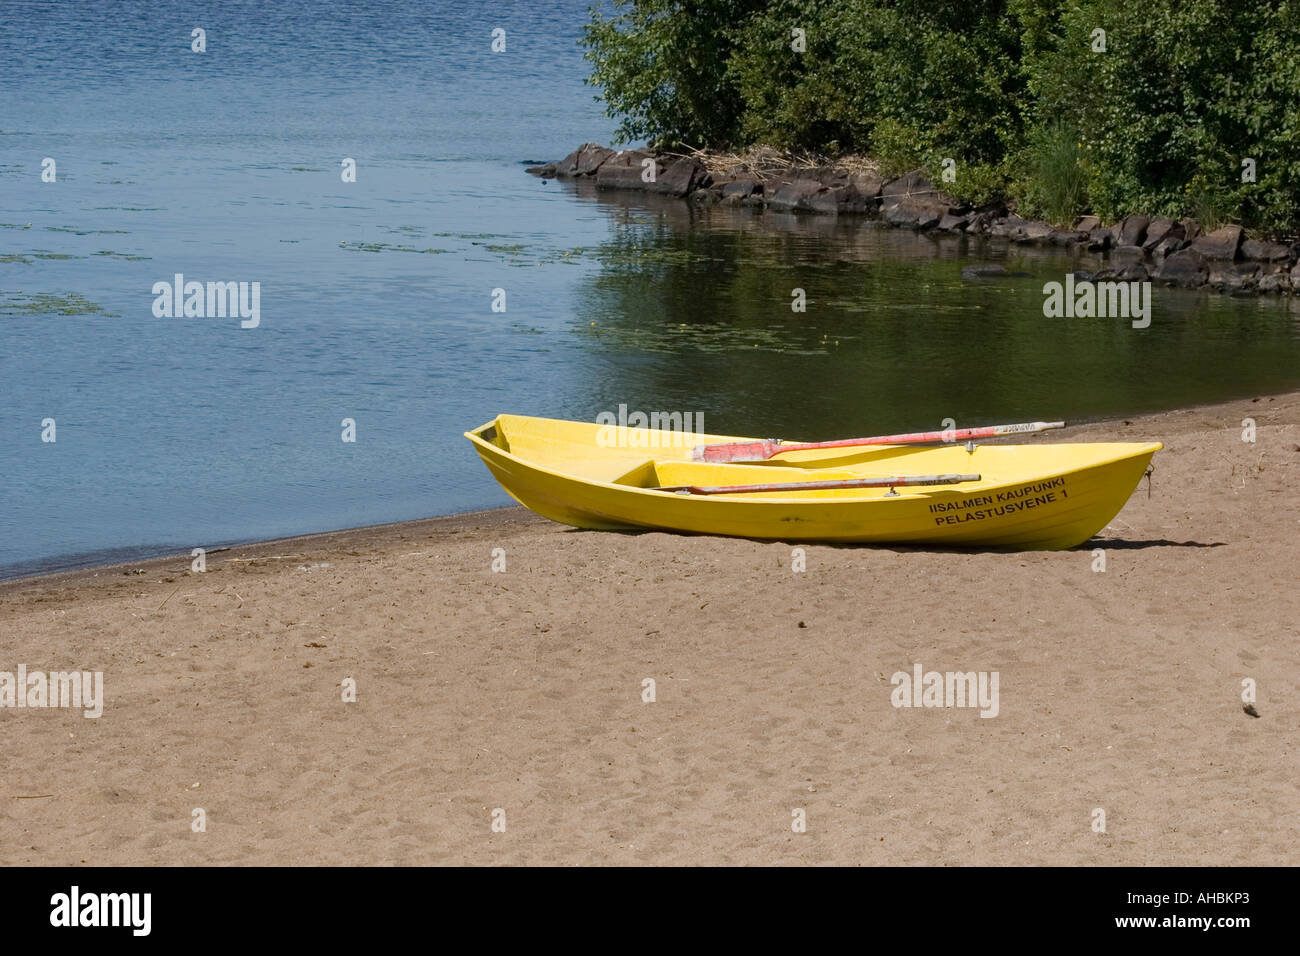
[
  {"left": 691, "top": 421, "right": 1065, "bottom": 463},
  {"left": 655, "top": 473, "right": 982, "bottom": 495}
]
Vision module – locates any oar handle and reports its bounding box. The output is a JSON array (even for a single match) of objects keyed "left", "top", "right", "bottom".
[
  {"left": 777, "top": 421, "right": 1064, "bottom": 451},
  {"left": 694, "top": 421, "right": 1065, "bottom": 463},
  {"left": 657, "top": 474, "right": 982, "bottom": 496}
]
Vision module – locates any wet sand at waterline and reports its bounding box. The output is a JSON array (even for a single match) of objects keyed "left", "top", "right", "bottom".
[{"left": 2, "top": 393, "right": 1297, "bottom": 866}]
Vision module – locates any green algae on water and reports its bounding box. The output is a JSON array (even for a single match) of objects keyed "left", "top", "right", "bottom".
[
  {"left": 0, "top": 291, "right": 116, "bottom": 317},
  {"left": 45, "top": 226, "right": 129, "bottom": 236},
  {"left": 340, "top": 241, "right": 450, "bottom": 254}
]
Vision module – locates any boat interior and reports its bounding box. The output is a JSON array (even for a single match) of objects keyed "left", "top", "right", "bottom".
[{"left": 469, "top": 414, "right": 1161, "bottom": 500}]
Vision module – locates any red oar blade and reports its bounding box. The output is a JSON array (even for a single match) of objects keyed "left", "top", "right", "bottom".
[
  {"left": 691, "top": 438, "right": 781, "bottom": 463},
  {"left": 656, "top": 473, "right": 981, "bottom": 496}
]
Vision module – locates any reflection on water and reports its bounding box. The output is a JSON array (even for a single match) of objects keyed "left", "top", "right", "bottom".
[{"left": 563, "top": 184, "right": 1300, "bottom": 441}]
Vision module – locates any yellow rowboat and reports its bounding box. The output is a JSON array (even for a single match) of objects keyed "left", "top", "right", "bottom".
[{"left": 465, "top": 414, "right": 1161, "bottom": 550}]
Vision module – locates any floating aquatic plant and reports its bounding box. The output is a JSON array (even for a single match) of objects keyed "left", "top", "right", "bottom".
[{"left": 0, "top": 291, "right": 116, "bottom": 316}]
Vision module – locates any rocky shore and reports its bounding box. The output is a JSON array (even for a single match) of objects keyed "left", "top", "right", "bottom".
[{"left": 529, "top": 144, "right": 1300, "bottom": 297}]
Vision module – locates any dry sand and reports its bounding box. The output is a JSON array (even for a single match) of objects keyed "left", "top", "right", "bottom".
[{"left": 1, "top": 393, "right": 1297, "bottom": 865}]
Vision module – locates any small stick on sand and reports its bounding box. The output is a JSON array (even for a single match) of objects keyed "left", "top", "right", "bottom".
[{"left": 155, "top": 586, "right": 181, "bottom": 611}]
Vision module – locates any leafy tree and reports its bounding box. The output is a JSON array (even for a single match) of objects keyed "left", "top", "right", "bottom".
[
  {"left": 582, "top": 0, "right": 766, "bottom": 148},
  {"left": 581, "top": 0, "right": 1300, "bottom": 235}
]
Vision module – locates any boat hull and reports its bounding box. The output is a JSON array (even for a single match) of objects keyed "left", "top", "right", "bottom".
[{"left": 466, "top": 415, "right": 1161, "bottom": 550}]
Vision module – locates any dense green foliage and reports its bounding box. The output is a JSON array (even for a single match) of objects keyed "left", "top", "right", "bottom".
[{"left": 582, "top": 0, "right": 1300, "bottom": 235}]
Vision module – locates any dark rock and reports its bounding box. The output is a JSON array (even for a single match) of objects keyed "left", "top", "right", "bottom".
[
  {"left": 880, "top": 171, "right": 963, "bottom": 214},
  {"left": 766, "top": 178, "right": 827, "bottom": 212},
  {"left": 1190, "top": 224, "right": 1243, "bottom": 260},
  {"left": 938, "top": 213, "right": 970, "bottom": 232},
  {"left": 1141, "top": 217, "right": 1182, "bottom": 251},
  {"left": 910, "top": 202, "right": 945, "bottom": 230},
  {"left": 961, "top": 264, "right": 1029, "bottom": 280},
  {"left": 990, "top": 215, "right": 1018, "bottom": 236},
  {"left": 1117, "top": 213, "right": 1150, "bottom": 247},
  {"left": 1153, "top": 248, "right": 1208, "bottom": 286},
  {"left": 1087, "top": 226, "right": 1115, "bottom": 251},
  {"left": 809, "top": 185, "right": 870, "bottom": 215},
  {"left": 882, "top": 198, "right": 941, "bottom": 227},
  {"left": 594, "top": 149, "right": 656, "bottom": 191},
  {"left": 849, "top": 170, "right": 884, "bottom": 201},
  {"left": 882, "top": 202, "right": 914, "bottom": 226},
  {"left": 1258, "top": 272, "right": 1286, "bottom": 294},
  {"left": 1071, "top": 270, "right": 1096, "bottom": 282},
  {"left": 1149, "top": 235, "right": 1188, "bottom": 259},
  {"left": 1110, "top": 244, "right": 1147, "bottom": 268},
  {"left": 1049, "top": 229, "right": 1087, "bottom": 245},
  {"left": 796, "top": 165, "right": 849, "bottom": 187},
  {"left": 764, "top": 176, "right": 870, "bottom": 215},
  {"left": 1073, "top": 215, "right": 1101, "bottom": 232},
  {"left": 1180, "top": 218, "right": 1202, "bottom": 242},
  {"left": 732, "top": 167, "right": 878, "bottom": 214},
  {"left": 1016, "top": 221, "right": 1054, "bottom": 242},
  {"left": 547, "top": 142, "right": 614, "bottom": 178},
  {"left": 650, "top": 156, "right": 708, "bottom": 197},
  {"left": 1116, "top": 263, "right": 1150, "bottom": 282},
  {"left": 880, "top": 170, "right": 932, "bottom": 206},
  {"left": 1208, "top": 265, "right": 1257, "bottom": 294},
  {"left": 574, "top": 144, "right": 615, "bottom": 176},
  {"left": 963, "top": 264, "right": 1007, "bottom": 279},
  {"left": 525, "top": 162, "right": 559, "bottom": 178},
  {"left": 719, "top": 179, "right": 759, "bottom": 201},
  {"left": 989, "top": 215, "right": 1033, "bottom": 239},
  {"left": 1241, "top": 238, "right": 1291, "bottom": 262}
]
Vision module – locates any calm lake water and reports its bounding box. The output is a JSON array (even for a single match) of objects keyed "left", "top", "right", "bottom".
[{"left": 4, "top": 0, "right": 1300, "bottom": 577}]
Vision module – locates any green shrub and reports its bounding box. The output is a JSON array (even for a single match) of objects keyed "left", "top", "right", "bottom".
[
  {"left": 581, "top": 0, "right": 1300, "bottom": 236},
  {"left": 947, "top": 161, "right": 1015, "bottom": 209},
  {"left": 1017, "top": 119, "right": 1089, "bottom": 224},
  {"left": 581, "top": 0, "right": 764, "bottom": 149},
  {"left": 1025, "top": 0, "right": 1300, "bottom": 234},
  {"left": 869, "top": 118, "right": 928, "bottom": 178}
]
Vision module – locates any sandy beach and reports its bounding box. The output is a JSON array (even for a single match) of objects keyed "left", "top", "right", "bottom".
[{"left": 2, "top": 392, "right": 1297, "bottom": 866}]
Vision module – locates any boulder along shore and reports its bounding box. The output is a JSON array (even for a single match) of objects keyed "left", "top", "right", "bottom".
[{"left": 529, "top": 144, "right": 1300, "bottom": 298}]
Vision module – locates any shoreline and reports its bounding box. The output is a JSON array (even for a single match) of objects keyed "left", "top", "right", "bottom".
[
  {"left": 530, "top": 144, "right": 1300, "bottom": 298},
  {"left": 0, "top": 509, "right": 533, "bottom": 590},
  {"left": 4, "top": 387, "right": 1297, "bottom": 591},
  {"left": 0, "top": 506, "right": 529, "bottom": 589}
]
